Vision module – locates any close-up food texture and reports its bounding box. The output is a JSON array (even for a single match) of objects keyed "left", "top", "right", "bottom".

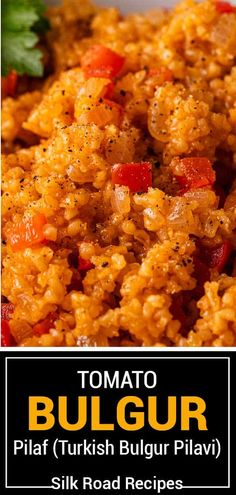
[{"left": 1, "top": 0, "right": 236, "bottom": 347}]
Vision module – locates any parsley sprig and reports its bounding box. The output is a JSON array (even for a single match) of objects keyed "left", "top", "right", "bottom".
[{"left": 1, "top": 0, "right": 50, "bottom": 77}]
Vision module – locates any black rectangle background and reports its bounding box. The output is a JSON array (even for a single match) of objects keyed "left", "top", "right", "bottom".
[{"left": 0, "top": 350, "right": 235, "bottom": 494}]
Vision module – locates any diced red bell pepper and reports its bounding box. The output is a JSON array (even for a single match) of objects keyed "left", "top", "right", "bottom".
[
  {"left": 1, "top": 70, "right": 18, "bottom": 97},
  {"left": 32, "top": 312, "right": 57, "bottom": 337},
  {"left": 200, "top": 240, "right": 232, "bottom": 273},
  {"left": 1, "top": 320, "right": 15, "bottom": 347},
  {"left": 78, "top": 256, "right": 94, "bottom": 271},
  {"left": 81, "top": 45, "right": 125, "bottom": 79},
  {"left": 176, "top": 157, "right": 215, "bottom": 193},
  {"left": 215, "top": 1, "right": 235, "bottom": 14},
  {"left": 111, "top": 162, "right": 152, "bottom": 193},
  {"left": 1, "top": 302, "right": 14, "bottom": 321},
  {"left": 5, "top": 213, "right": 47, "bottom": 251}
]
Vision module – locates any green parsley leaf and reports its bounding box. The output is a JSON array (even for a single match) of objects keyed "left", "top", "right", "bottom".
[{"left": 1, "top": 0, "right": 50, "bottom": 77}]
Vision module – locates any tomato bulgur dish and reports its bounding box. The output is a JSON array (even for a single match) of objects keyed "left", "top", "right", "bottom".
[{"left": 1, "top": 0, "right": 236, "bottom": 347}]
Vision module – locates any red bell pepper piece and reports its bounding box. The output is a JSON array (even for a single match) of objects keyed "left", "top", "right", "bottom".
[
  {"left": 32, "top": 312, "right": 57, "bottom": 337},
  {"left": 175, "top": 157, "right": 215, "bottom": 193},
  {"left": 78, "top": 257, "right": 94, "bottom": 271},
  {"left": 81, "top": 45, "right": 125, "bottom": 79},
  {"left": 1, "top": 70, "right": 18, "bottom": 97},
  {"left": 200, "top": 240, "right": 232, "bottom": 273},
  {"left": 111, "top": 162, "right": 152, "bottom": 193},
  {"left": 5, "top": 213, "right": 47, "bottom": 251},
  {"left": 215, "top": 1, "right": 235, "bottom": 13},
  {"left": 1, "top": 320, "right": 15, "bottom": 347},
  {"left": 1, "top": 302, "right": 14, "bottom": 321}
]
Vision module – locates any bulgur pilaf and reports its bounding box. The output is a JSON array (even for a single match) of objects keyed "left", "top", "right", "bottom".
[{"left": 1, "top": 0, "right": 236, "bottom": 347}]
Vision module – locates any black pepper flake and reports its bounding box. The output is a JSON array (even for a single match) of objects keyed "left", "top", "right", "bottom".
[
  {"left": 120, "top": 90, "right": 126, "bottom": 96},
  {"left": 19, "top": 178, "right": 24, "bottom": 183},
  {"left": 101, "top": 262, "right": 109, "bottom": 267}
]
